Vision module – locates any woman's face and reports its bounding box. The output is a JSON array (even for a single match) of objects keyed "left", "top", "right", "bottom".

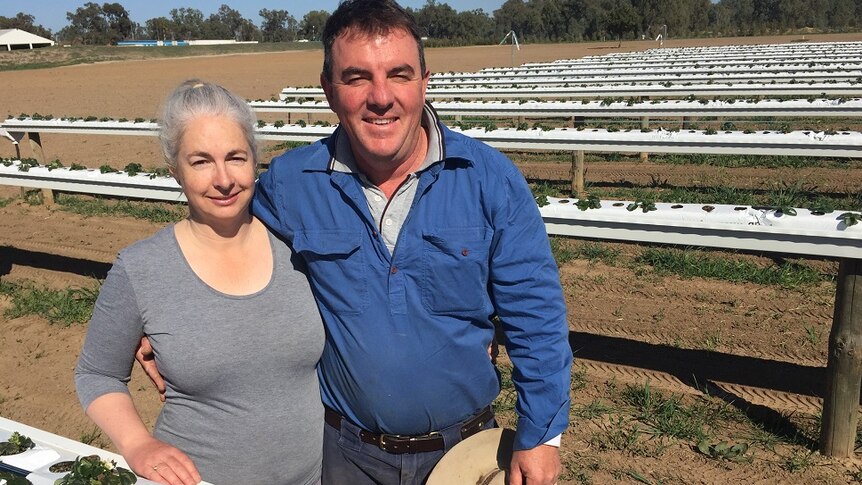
[{"left": 172, "top": 114, "right": 255, "bottom": 226}]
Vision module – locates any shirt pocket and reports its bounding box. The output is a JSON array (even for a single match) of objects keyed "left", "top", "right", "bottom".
[
  {"left": 293, "top": 229, "right": 367, "bottom": 314},
  {"left": 421, "top": 227, "right": 491, "bottom": 314}
]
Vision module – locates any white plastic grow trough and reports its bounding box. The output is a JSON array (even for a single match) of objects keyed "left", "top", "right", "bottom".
[
  {"left": 425, "top": 70, "right": 862, "bottom": 87},
  {"left": 455, "top": 127, "right": 862, "bottom": 158},
  {"left": 253, "top": 97, "right": 862, "bottom": 119},
  {"left": 0, "top": 118, "right": 337, "bottom": 144},
  {"left": 0, "top": 417, "right": 171, "bottom": 485},
  {"left": 539, "top": 197, "right": 862, "bottom": 259},
  {"left": 280, "top": 82, "right": 862, "bottom": 101},
  {"left": 0, "top": 160, "right": 185, "bottom": 202},
  {"left": 478, "top": 60, "right": 862, "bottom": 75}
]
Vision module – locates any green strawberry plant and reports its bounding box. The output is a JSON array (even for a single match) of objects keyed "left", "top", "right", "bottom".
[
  {"left": 839, "top": 212, "right": 861, "bottom": 227},
  {"left": 54, "top": 455, "right": 137, "bottom": 485},
  {"left": 626, "top": 200, "right": 657, "bottom": 213},
  {"left": 0, "top": 472, "right": 31, "bottom": 484},
  {"left": 0, "top": 432, "right": 35, "bottom": 455},
  {"left": 575, "top": 194, "right": 601, "bottom": 211}
]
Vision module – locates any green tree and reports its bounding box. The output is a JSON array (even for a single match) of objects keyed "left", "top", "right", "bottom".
[
  {"left": 494, "top": 0, "right": 542, "bottom": 42},
  {"left": 65, "top": 2, "right": 109, "bottom": 44},
  {"left": 414, "top": 0, "right": 459, "bottom": 39},
  {"left": 202, "top": 4, "right": 256, "bottom": 40},
  {"left": 170, "top": 7, "right": 204, "bottom": 40},
  {"left": 145, "top": 17, "right": 175, "bottom": 40},
  {"left": 0, "top": 12, "right": 52, "bottom": 38},
  {"left": 603, "top": 0, "right": 640, "bottom": 44},
  {"left": 260, "top": 9, "right": 297, "bottom": 42},
  {"left": 102, "top": 3, "right": 132, "bottom": 42},
  {"left": 299, "top": 10, "right": 329, "bottom": 41}
]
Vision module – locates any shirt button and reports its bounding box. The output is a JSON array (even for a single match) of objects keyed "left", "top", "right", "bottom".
[
  {"left": 390, "top": 266, "right": 398, "bottom": 274},
  {"left": 372, "top": 231, "right": 378, "bottom": 237},
  {"left": 384, "top": 219, "right": 393, "bottom": 226},
  {"left": 374, "top": 195, "right": 383, "bottom": 202},
  {"left": 462, "top": 248, "right": 469, "bottom": 256}
]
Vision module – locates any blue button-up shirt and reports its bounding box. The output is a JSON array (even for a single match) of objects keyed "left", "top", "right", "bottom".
[{"left": 253, "top": 112, "right": 571, "bottom": 450}]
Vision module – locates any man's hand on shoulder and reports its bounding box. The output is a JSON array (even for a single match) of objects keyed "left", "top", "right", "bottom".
[
  {"left": 508, "top": 445, "right": 561, "bottom": 485},
  {"left": 135, "top": 336, "right": 166, "bottom": 403}
]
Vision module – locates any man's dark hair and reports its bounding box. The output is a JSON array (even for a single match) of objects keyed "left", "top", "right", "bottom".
[{"left": 322, "top": 0, "right": 426, "bottom": 82}]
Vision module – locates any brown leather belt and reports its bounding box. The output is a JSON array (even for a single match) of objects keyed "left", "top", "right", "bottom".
[{"left": 324, "top": 406, "right": 495, "bottom": 454}]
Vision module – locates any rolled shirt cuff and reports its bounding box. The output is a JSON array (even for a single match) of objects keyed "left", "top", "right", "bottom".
[{"left": 543, "top": 434, "right": 562, "bottom": 447}]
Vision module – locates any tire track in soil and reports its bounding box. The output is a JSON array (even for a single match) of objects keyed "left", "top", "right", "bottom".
[
  {"left": 574, "top": 319, "right": 825, "bottom": 368},
  {"left": 0, "top": 238, "right": 118, "bottom": 263},
  {"left": 577, "top": 359, "right": 824, "bottom": 415}
]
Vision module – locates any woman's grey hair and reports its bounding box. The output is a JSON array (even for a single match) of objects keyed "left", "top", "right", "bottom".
[{"left": 158, "top": 79, "right": 258, "bottom": 169}]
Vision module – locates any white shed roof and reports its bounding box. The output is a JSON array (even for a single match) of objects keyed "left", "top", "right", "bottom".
[{"left": 0, "top": 29, "right": 54, "bottom": 48}]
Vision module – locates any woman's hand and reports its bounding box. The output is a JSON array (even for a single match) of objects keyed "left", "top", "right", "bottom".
[
  {"left": 124, "top": 437, "right": 202, "bottom": 485},
  {"left": 85, "top": 394, "right": 201, "bottom": 485}
]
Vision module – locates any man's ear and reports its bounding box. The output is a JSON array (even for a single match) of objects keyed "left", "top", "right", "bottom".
[{"left": 321, "top": 72, "right": 333, "bottom": 103}]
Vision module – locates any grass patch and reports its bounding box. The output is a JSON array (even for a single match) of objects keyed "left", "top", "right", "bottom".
[
  {"left": 57, "top": 193, "right": 186, "bottom": 224},
  {"left": 0, "top": 197, "right": 12, "bottom": 208},
  {"left": 620, "top": 382, "right": 715, "bottom": 442},
  {"left": 2, "top": 280, "right": 100, "bottom": 326},
  {"left": 636, "top": 247, "right": 826, "bottom": 288}
]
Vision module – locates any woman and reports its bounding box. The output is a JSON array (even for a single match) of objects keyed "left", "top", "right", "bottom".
[{"left": 75, "top": 80, "right": 324, "bottom": 485}]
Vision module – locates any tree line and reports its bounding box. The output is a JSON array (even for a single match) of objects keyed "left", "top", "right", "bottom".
[{"left": 4, "top": 0, "right": 861, "bottom": 46}]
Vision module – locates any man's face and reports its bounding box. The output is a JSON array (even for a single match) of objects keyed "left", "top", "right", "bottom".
[{"left": 321, "top": 27, "right": 429, "bottom": 172}]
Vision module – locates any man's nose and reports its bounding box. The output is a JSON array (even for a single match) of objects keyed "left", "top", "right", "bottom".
[{"left": 368, "top": 79, "right": 394, "bottom": 108}]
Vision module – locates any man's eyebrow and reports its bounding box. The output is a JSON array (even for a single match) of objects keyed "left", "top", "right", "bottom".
[
  {"left": 338, "top": 64, "right": 416, "bottom": 78},
  {"left": 340, "top": 67, "right": 370, "bottom": 78},
  {"left": 388, "top": 64, "right": 416, "bottom": 76}
]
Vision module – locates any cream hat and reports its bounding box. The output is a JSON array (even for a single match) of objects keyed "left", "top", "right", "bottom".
[{"left": 426, "top": 428, "right": 515, "bottom": 485}]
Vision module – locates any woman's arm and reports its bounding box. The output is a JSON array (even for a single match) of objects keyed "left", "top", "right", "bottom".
[{"left": 85, "top": 393, "right": 202, "bottom": 485}]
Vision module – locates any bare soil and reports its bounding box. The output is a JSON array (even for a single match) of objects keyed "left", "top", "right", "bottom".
[{"left": 2, "top": 33, "right": 862, "bottom": 484}]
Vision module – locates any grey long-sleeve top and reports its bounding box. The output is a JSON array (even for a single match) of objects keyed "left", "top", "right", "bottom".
[{"left": 76, "top": 225, "right": 325, "bottom": 485}]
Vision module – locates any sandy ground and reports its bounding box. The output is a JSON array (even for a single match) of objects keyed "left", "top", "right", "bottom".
[{"left": 2, "top": 32, "right": 862, "bottom": 484}]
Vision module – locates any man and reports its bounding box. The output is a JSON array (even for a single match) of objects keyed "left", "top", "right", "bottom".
[
  {"left": 143, "top": 1, "right": 571, "bottom": 483},
  {"left": 257, "top": 2, "right": 571, "bottom": 483}
]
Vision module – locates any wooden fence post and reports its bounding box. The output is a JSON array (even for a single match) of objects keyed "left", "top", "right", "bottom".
[
  {"left": 640, "top": 116, "right": 649, "bottom": 162},
  {"left": 682, "top": 116, "right": 692, "bottom": 130},
  {"left": 820, "top": 258, "right": 862, "bottom": 457},
  {"left": 571, "top": 150, "right": 585, "bottom": 198},
  {"left": 27, "top": 132, "right": 54, "bottom": 206}
]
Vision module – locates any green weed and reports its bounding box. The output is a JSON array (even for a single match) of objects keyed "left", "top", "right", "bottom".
[
  {"left": 56, "top": 194, "right": 185, "bottom": 224},
  {"left": 3, "top": 281, "right": 100, "bottom": 326},
  {"left": 620, "top": 382, "right": 715, "bottom": 442},
  {"left": 636, "top": 247, "right": 825, "bottom": 288},
  {"left": 549, "top": 237, "right": 576, "bottom": 265},
  {"left": 575, "top": 242, "right": 620, "bottom": 265},
  {"left": 573, "top": 400, "right": 613, "bottom": 419}
]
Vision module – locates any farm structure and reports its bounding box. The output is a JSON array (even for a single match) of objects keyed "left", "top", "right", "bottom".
[{"left": 1, "top": 40, "right": 862, "bottom": 460}]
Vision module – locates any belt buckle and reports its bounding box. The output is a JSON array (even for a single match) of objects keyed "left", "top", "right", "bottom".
[{"left": 380, "top": 431, "right": 440, "bottom": 449}]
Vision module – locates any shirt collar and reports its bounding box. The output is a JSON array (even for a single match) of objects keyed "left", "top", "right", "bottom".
[{"left": 328, "top": 102, "right": 445, "bottom": 174}]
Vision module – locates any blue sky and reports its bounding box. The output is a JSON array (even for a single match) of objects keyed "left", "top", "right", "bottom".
[{"left": 2, "top": 1, "right": 508, "bottom": 34}]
